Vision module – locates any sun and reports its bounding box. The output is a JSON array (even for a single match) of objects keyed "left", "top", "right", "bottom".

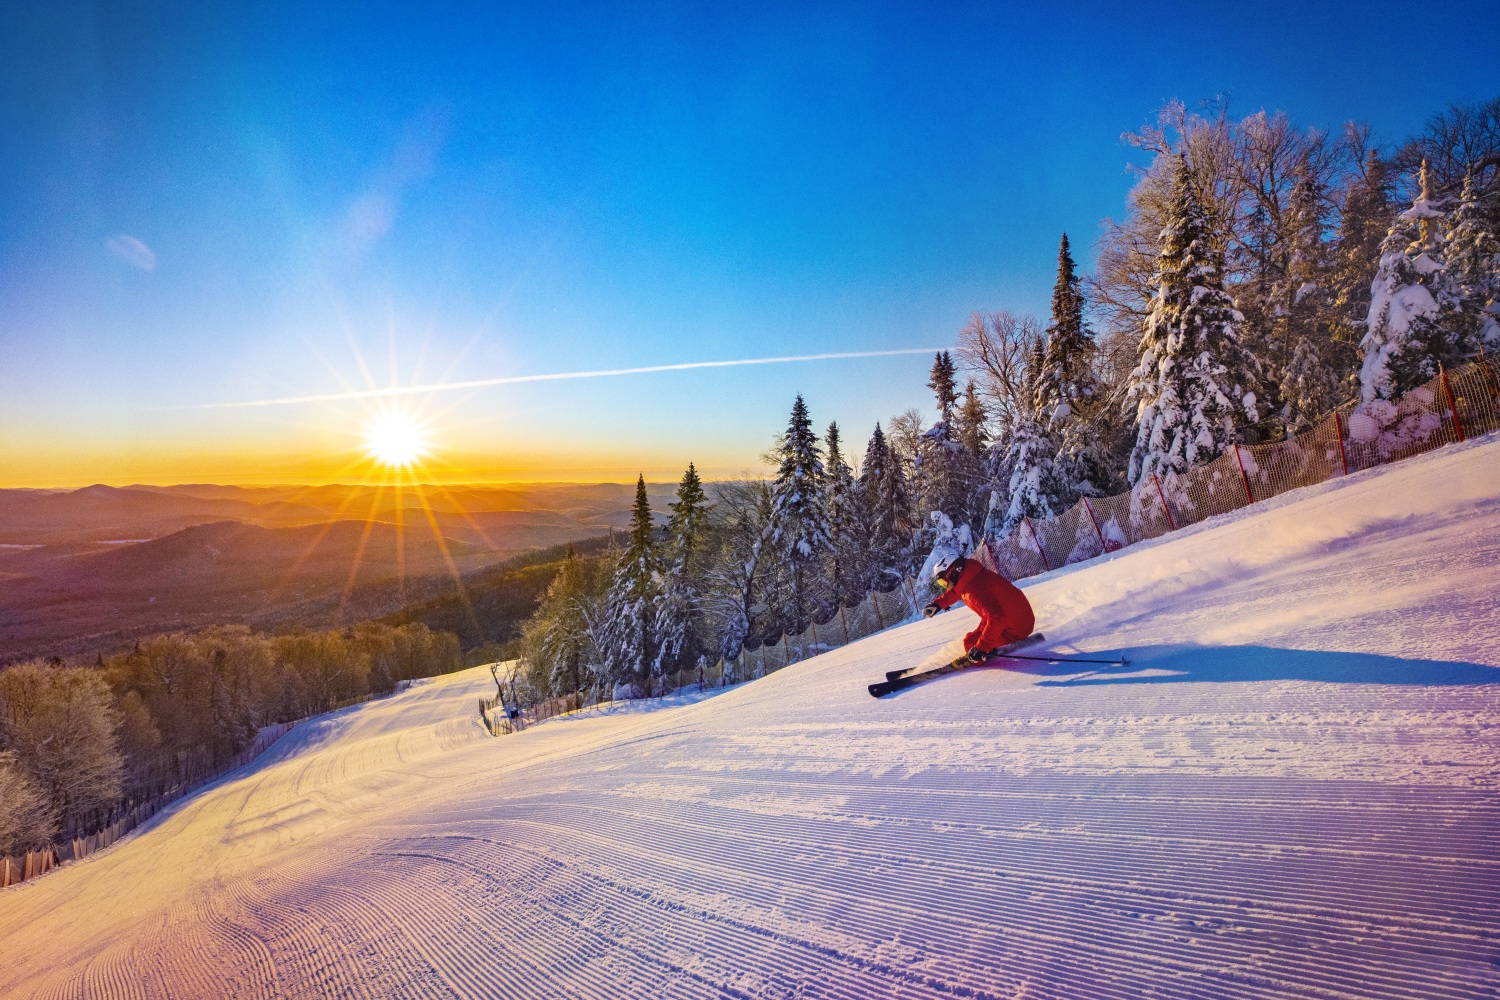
[{"left": 363, "top": 410, "right": 429, "bottom": 469}]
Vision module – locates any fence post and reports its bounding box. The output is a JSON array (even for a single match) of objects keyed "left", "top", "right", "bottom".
[
  {"left": 1439, "top": 364, "right": 1465, "bottom": 442},
  {"left": 1081, "top": 497, "right": 1107, "bottom": 552},
  {"left": 1233, "top": 444, "right": 1254, "bottom": 504},
  {"left": 782, "top": 631, "right": 791, "bottom": 666},
  {"left": 838, "top": 603, "right": 850, "bottom": 645},
  {"left": 1333, "top": 413, "right": 1350, "bottom": 476},
  {"left": 1151, "top": 473, "right": 1177, "bottom": 532},
  {"left": 1023, "top": 516, "right": 1051, "bottom": 571},
  {"left": 810, "top": 619, "right": 819, "bottom": 652},
  {"left": 870, "top": 590, "right": 886, "bottom": 630}
]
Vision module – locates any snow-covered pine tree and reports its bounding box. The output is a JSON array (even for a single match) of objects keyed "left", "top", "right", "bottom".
[
  {"left": 858, "top": 423, "right": 915, "bottom": 590},
  {"left": 914, "top": 352, "right": 967, "bottom": 533},
  {"left": 1330, "top": 150, "right": 1397, "bottom": 365},
  {"left": 1126, "top": 157, "right": 1261, "bottom": 484},
  {"left": 1441, "top": 166, "right": 1500, "bottom": 348},
  {"left": 928, "top": 351, "right": 958, "bottom": 422},
  {"left": 1002, "top": 339, "right": 1066, "bottom": 534},
  {"left": 1037, "top": 234, "right": 1097, "bottom": 424},
  {"left": 600, "top": 475, "right": 662, "bottom": 688},
  {"left": 654, "top": 463, "right": 710, "bottom": 675},
  {"left": 824, "top": 422, "right": 870, "bottom": 608},
  {"left": 1359, "top": 159, "right": 1464, "bottom": 404},
  {"left": 768, "top": 395, "right": 833, "bottom": 634},
  {"left": 1272, "top": 168, "right": 1340, "bottom": 433},
  {"left": 953, "top": 381, "right": 991, "bottom": 532},
  {"left": 524, "top": 543, "right": 603, "bottom": 695},
  {"left": 1279, "top": 337, "right": 1343, "bottom": 434},
  {"left": 1036, "top": 233, "right": 1100, "bottom": 498},
  {"left": 666, "top": 462, "right": 710, "bottom": 572},
  {"left": 699, "top": 479, "right": 773, "bottom": 667}
]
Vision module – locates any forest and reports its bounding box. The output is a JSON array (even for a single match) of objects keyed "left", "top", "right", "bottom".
[
  {"left": 0, "top": 622, "right": 460, "bottom": 855},
  {"left": 514, "top": 96, "right": 1500, "bottom": 700}
]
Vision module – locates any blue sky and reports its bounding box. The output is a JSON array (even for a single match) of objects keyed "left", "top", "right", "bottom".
[{"left": 2, "top": 1, "right": 1497, "bottom": 485}]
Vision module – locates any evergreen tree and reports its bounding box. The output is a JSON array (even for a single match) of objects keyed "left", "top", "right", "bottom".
[
  {"left": 927, "top": 351, "right": 958, "bottom": 422},
  {"left": 824, "top": 422, "right": 870, "bottom": 607},
  {"left": 1036, "top": 234, "right": 1097, "bottom": 423},
  {"left": 1279, "top": 337, "right": 1343, "bottom": 434},
  {"left": 600, "top": 476, "right": 662, "bottom": 687},
  {"left": 953, "top": 381, "right": 992, "bottom": 531},
  {"left": 1126, "top": 157, "right": 1261, "bottom": 484},
  {"left": 533, "top": 544, "right": 595, "bottom": 694},
  {"left": 858, "top": 423, "right": 914, "bottom": 589},
  {"left": 1272, "top": 167, "right": 1340, "bottom": 432},
  {"left": 914, "top": 352, "right": 968, "bottom": 534},
  {"left": 1002, "top": 339, "right": 1067, "bottom": 534},
  {"left": 1330, "top": 151, "right": 1396, "bottom": 370},
  {"left": 768, "top": 396, "right": 833, "bottom": 634},
  {"left": 1358, "top": 159, "right": 1464, "bottom": 403},
  {"left": 1036, "top": 232, "right": 1101, "bottom": 498},
  {"left": 654, "top": 464, "right": 711, "bottom": 674},
  {"left": 1442, "top": 166, "right": 1500, "bottom": 347}
]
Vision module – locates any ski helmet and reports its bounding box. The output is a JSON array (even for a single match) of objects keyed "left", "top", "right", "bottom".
[{"left": 931, "top": 553, "right": 959, "bottom": 579}]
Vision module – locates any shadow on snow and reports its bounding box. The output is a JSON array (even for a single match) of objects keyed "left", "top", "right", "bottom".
[{"left": 1015, "top": 643, "right": 1500, "bottom": 687}]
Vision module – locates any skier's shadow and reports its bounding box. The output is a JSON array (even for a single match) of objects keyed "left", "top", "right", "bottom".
[{"left": 1021, "top": 644, "right": 1499, "bottom": 687}]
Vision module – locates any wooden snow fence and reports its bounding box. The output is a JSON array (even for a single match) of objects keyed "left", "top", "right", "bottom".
[
  {"left": 1, "top": 720, "right": 298, "bottom": 890},
  {"left": 482, "top": 355, "right": 1500, "bottom": 738}
]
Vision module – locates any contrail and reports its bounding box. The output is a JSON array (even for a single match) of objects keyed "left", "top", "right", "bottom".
[{"left": 198, "top": 348, "right": 947, "bottom": 408}]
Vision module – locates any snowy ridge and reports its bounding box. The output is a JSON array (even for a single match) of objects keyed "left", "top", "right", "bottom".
[{"left": 1, "top": 436, "right": 1498, "bottom": 998}]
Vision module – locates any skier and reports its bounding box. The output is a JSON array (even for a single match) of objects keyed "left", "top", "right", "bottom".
[{"left": 922, "top": 554, "right": 1035, "bottom": 664}]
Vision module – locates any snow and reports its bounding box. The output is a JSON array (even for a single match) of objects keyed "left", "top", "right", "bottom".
[{"left": 3, "top": 436, "right": 1499, "bottom": 998}]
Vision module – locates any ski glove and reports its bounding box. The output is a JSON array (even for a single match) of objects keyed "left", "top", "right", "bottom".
[
  {"left": 921, "top": 602, "right": 940, "bottom": 619},
  {"left": 967, "top": 648, "right": 991, "bottom": 665}
]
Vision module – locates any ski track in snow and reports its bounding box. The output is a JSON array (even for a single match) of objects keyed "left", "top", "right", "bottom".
[{"left": 3, "top": 435, "right": 1499, "bottom": 999}]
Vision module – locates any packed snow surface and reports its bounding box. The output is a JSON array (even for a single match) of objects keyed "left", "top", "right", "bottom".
[{"left": 4, "top": 436, "right": 1500, "bottom": 999}]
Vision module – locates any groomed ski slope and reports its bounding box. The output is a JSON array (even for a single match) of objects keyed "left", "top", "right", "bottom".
[{"left": 3, "top": 435, "right": 1499, "bottom": 1000}]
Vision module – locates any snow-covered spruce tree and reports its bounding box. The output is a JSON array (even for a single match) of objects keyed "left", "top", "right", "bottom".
[
  {"left": 1441, "top": 166, "right": 1500, "bottom": 348},
  {"left": 654, "top": 463, "right": 711, "bottom": 675},
  {"left": 600, "top": 475, "right": 662, "bottom": 689},
  {"left": 1002, "top": 339, "right": 1067, "bottom": 535},
  {"left": 1126, "top": 157, "right": 1261, "bottom": 485},
  {"left": 1279, "top": 337, "right": 1343, "bottom": 434},
  {"left": 699, "top": 479, "right": 773, "bottom": 667},
  {"left": 1271, "top": 168, "right": 1341, "bottom": 433},
  {"left": 824, "top": 422, "right": 871, "bottom": 608},
  {"left": 929, "top": 350, "right": 958, "bottom": 422},
  {"left": 858, "top": 423, "right": 915, "bottom": 590},
  {"left": 528, "top": 543, "right": 589, "bottom": 694},
  {"left": 914, "top": 351, "right": 968, "bottom": 535},
  {"left": 1330, "top": 150, "right": 1397, "bottom": 365},
  {"left": 1358, "top": 160, "right": 1464, "bottom": 404},
  {"left": 768, "top": 395, "right": 833, "bottom": 635},
  {"left": 1036, "top": 233, "right": 1101, "bottom": 498},
  {"left": 953, "top": 381, "right": 992, "bottom": 532}
]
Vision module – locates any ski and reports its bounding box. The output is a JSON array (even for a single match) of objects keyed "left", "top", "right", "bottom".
[
  {"left": 884, "top": 632, "right": 1046, "bottom": 683},
  {"left": 996, "top": 651, "right": 1130, "bottom": 667},
  {"left": 868, "top": 659, "right": 971, "bottom": 699},
  {"left": 870, "top": 632, "right": 1047, "bottom": 699}
]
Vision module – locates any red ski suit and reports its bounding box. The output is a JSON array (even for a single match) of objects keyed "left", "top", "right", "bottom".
[{"left": 933, "top": 559, "right": 1035, "bottom": 654}]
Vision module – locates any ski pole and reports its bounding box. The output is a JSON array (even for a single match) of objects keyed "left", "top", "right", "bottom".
[{"left": 998, "top": 652, "right": 1130, "bottom": 666}]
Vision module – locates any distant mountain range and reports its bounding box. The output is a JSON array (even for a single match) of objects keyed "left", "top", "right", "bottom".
[{"left": 0, "top": 481, "right": 677, "bottom": 660}]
